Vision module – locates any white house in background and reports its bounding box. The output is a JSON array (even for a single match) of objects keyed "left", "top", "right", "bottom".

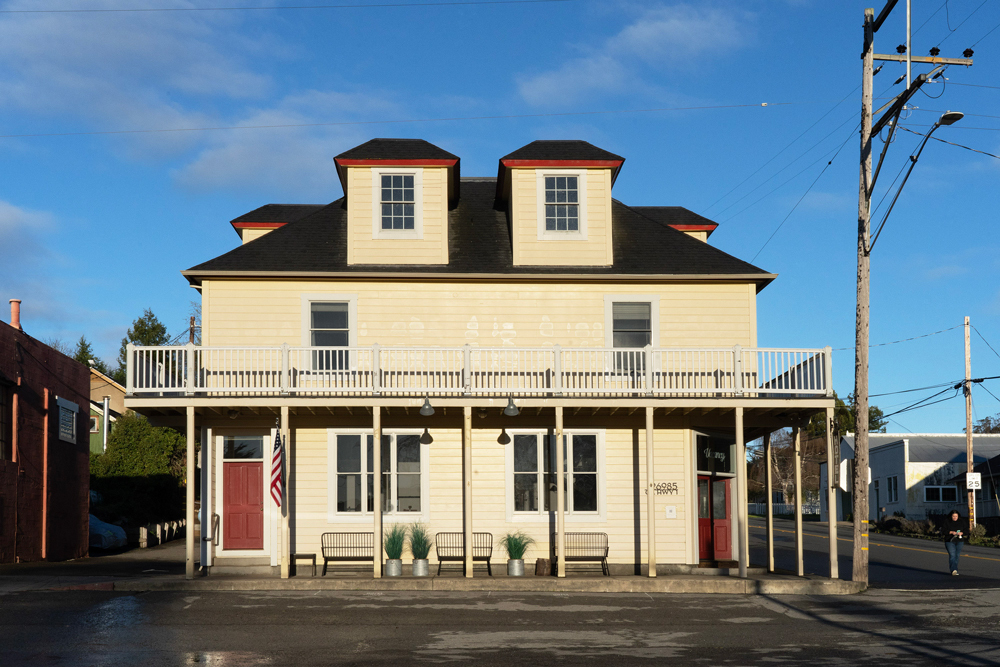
[{"left": 820, "top": 433, "right": 1000, "bottom": 522}]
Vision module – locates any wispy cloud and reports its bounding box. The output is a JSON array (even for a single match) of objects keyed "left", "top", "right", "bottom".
[{"left": 517, "top": 4, "right": 752, "bottom": 106}]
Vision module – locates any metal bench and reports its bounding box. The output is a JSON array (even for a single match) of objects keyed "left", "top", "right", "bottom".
[
  {"left": 321, "top": 532, "right": 374, "bottom": 576},
  {"left": 435, "top": 532, "right": 493, "bottom": 576},
  {"left": 552, "top": 532, "right": 610, "bottom": 576}
]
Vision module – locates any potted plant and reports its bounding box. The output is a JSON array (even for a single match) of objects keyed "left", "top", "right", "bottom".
[
  {"left": 499, "top": 530, "right": 535, "bottom": 576},
  {"left": 384, "top": 524, "right": 407, "bottom": 577},
  {"left": 409, "top": 523, "right": 433, "bottom": 577}
]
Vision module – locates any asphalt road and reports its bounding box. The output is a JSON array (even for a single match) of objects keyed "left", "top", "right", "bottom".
[
  {"left": 749, "top": 518, "right": 1000, "bottom": 589},
  {"left": 4, "top": 588, "right": 1000, "bottom": 666}
]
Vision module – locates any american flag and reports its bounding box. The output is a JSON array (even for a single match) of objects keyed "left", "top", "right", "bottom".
[{"left": 270, "top": 428, "right": 284, "bottom": 508}]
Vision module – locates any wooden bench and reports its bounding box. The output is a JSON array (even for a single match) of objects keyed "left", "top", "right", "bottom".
[
  {"left": 321, "top": 532, "right": 374, "bottom": 576},
  {"left": 552, "top": 532, "right": 610, "bottom": 576},
  {"left": 435, "top": 532, "right": 493, "bottom": 576}
]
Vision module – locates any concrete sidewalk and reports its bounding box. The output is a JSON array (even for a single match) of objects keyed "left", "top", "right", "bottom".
[{"left": 1, "top": 540, "right": 863, "bottom": 595}]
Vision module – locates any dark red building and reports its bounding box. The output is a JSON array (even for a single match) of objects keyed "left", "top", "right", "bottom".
[{"left": 1, "top": 299, "right": 90, "bottom": 563}]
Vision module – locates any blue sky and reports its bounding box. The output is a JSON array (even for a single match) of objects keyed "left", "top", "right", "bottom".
[{"left": 1, "top": 0, "right": 998, "bottom": 432}]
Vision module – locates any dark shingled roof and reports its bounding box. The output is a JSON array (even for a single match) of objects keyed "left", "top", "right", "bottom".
[
  {"left": 187, "top": 179, "right": 771, "bottom": 287},
  {"left": 335, "top": 138, "right": 459, "bottom": 162},
  {"left": 231, "top": 204, "right": 326, "bottom": 225},
  {"left": 501, "top": 140, "right": 624, "bottom": 162},
  {"left": 630, "top": 207, "right": 719, "bottom": 229}
]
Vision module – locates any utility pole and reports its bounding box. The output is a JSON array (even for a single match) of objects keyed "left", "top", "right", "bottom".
[
  {"left": 853, "top": 2, "right": 971, "bottom": 587},
  {"left": 854, "top": 7, "right": 875, "bottom": 586},
  {"left": 965, "top": 316, "right": 976, "bottom": 527}
]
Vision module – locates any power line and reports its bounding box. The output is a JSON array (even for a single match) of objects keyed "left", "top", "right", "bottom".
[
  {"left": 871, "top": 381, "right": 962, "bottom": 398},
  {"left": 972, "top": 325, "right": 1000, "bottom": 362},
  {"left": 936, "top": 0, "right": 990, "bottom": 47},
  {"left": 833, "top": 324, "right": 963, "bottom": 351},
  {"left": 0, "top": 0, "right": 580, "bottom": 14},
  {"left": 948, "top": 82, "right": 1000, "bottom": 90},
  {"left": 0, "top": 101, "right": 789, "bottom": 139},
  {"left": 913, "top": 1, "right": 947, "bottom": 37},
  {"left": 980, "top": 383, "right": 1000, "bottom": 405},
  {"left": 970, "top": 20, "right": 1000, "bottom": 47},
  {"left": 914, "top": 108, "right": 1000, "bottom": 120},
  {"left": 702, "top": 85, "right": 859, "bottom": 215},
  {"left": 899, "top": 124, "right": 1000, "bottom": 131},
  {"left": 882, "top": 386, "right": 961, "bottom": 419},
  {"left": 749, "top": 126, "right": 854, "bottom": 262},
  {"left": 898, "top": 126, "right": 1000, "bottom": 160}
]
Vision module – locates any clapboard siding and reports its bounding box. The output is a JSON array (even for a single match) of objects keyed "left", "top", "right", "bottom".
[
  {"left": 282, "top": 425, "right": 691, "bottom": 565},
  {"left": 202, "top": 280, "right": 755, "bottom": 349},
  {"left": 346, "top": 166, "right": 449, "bottom": 265},
  {"left": 511, "top": 168, "right": 614, "bottom": 267}
]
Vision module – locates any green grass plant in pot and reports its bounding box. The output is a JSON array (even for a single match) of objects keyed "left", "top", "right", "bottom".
[
  {"left": 384, "top": 524, "right": 407, "bottom": 577},
  {"left": 500, "top": 530, "right": 535, "bottom": 576},
  {"left": 409, "top": 523, "right": 433, "bottom": 577}
]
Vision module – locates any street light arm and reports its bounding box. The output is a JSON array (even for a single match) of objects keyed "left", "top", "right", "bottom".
[
  {"left": 869, "top": 110, "right": 903, "bottom": 195},
  {"left": 866, "top": 124, "right": 937, "bottom": 254}
]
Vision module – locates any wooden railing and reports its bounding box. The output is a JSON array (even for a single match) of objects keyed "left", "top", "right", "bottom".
[{"left": 126, "top": 343, "right": 833, "bottom": 398}]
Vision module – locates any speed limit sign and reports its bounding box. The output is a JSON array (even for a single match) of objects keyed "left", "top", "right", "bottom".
[{"left": 967, "top": 472, "right": 982, "bottom": 490}]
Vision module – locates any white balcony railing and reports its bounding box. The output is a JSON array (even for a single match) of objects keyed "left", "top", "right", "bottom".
[{"left": 125, "top": 343, "right": 833, "bottom": 399}]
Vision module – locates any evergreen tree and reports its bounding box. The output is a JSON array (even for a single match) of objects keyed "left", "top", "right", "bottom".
[
  {"left": 72, "top": 335, "right": 111, "bottom": 375},
  {"left": 111, "top": 308, "right": 171, "bottom": 385}
]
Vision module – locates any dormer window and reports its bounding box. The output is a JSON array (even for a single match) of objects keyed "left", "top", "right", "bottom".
[
  {"left": 536, "top": 169, "right": 587, "bottom": 239},
  {"left": 544, "top": 176, "right": 579, "bottom": 231},
  {"left": 381, "top": 174, "right": 415, "bottom": 230},
  {"left": 371, "top": 168, "right": 423, "bottom": 239}
]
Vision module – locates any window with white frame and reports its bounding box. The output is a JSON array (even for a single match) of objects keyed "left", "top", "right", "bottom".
[
  {"left": 924, "top": 485, "right": 958, "bottom": 503},
  {"left": 509, "top": 430, "right": 602, "bottom": 518},
  {"left": 90, "top": 416, "right": 100, "bottom": 433},
  {"left": 887, "top": 475, "right": 899, "bottom": 503},
  {"left": 380, "top": 174, "right": 415, "bottom": 230},
  {"left": 371, "top": 169, "right": 422, "bottom": 238},
  {"left": 604, "top": 297, "right": 658, "bottom": 374},
  {"left": 329, "top": 431, "right": 426, "bottom": 518},
  {"left": 536, "top": 170, "right": 586, "bottom": 239},
  {"left": 544, "top": 176, "right": 579, "bottom": 231},
  {"left": 303, "top": 297, "right": 355, "bottom": 371}
]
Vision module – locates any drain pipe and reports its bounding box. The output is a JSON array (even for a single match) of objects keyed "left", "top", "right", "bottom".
[
  {"left": 102, "top": 396, "right": 110, "bottom": 452},
  {"left": 42, "top": 388, "right": 49, "bottom": 560}
]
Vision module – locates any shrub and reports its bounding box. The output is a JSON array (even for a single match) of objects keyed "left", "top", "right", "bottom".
[
  {"left": 409, "top": 524, "right": 432, "bottom": 560},
  {"left": 89, "top": 411, "right": 191, "bottom": 526},
  {"left": 499, "top": 531, "right": 536, "bottom": 560},
  {"left": 384, "top": 524, "right": 408, "bottom": 560}
]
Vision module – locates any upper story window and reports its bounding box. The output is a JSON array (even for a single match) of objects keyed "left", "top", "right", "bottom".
[
  {"left": 302, "top": 294, "right": 358, "bottom": 371},
  {"left": 380, "top": 174, "right": 415, "bottom": 230},
  {"left": 536, "top": 169, "right": 587, "bottom": 240},
  {"left": 544, "top": 176, "right": 579, "bottom": 231},
  {"left": 372, "top": 168, "right": 423, "bottom": 239},
  {"left": 56, "top": 396, "right": 79, "bottom": 444}
]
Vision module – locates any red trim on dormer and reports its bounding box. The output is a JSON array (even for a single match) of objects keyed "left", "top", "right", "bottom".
[
  {"left": 232, "top": 222, "right": 287, "bottom": 229},
  {"left": 669, "top": 224, "right": 718, "bottom": 231},
  {"left": 335, "top": 159, "right": 459, "bottom": 167},
  {"left": 500, "top": 159, "right": 624, "bottom": 169}
]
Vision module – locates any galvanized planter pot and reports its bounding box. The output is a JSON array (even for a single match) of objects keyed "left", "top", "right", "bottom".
[
  {"left": 507, "top": 559, "right": 525, "bottom": 576},
  {"left": 412, "top": 559, "right": 429, "bottom": 577},
  {"left": 385, "top": 559, "right": 403, "bottom": 577}
]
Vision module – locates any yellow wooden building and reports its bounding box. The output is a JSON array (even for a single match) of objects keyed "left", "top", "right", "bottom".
[{"left": 125, "top": 138, "right": 838, "bottom": 581}]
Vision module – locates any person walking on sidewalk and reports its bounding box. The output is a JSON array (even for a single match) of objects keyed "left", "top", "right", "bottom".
[{"left": 943, "top": 509, "right": 968, "bottom": 575}]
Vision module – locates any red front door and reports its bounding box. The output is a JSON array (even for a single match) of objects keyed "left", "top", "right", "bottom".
[
  {"left": 224, "top": 461, "right": 264, "bottom": 550},
  {"left": 698, "top": 475, "right": 732, "bottom": 561}
]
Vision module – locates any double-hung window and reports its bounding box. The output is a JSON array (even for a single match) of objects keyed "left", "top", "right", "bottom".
[
  {"left": 380, "top": 174, "right": 415, "bottom": 230},
  {"left": 887, "top": 475, "right": 899, "bottom": 503},
  {"left": 605, "top": 297, "right": 657, "bottom": 374},
  {"left": 509, "top": 430, "right": 602, "bottom": 519},
  {"left": 544, "top": 176, "right": 579, "bottom": 231},
  {"left": 330, "top": 431, "right": 426, "bottom": 519},
  {"left": 310, "top": 302, "right": 349, "bottom": 370}
]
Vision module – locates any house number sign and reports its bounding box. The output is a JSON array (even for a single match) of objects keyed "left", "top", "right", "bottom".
[{"left": 646, "top": 482, "right": 679, "bottom": 496}]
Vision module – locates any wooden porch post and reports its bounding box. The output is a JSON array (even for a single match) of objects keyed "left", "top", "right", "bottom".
[
  {"left": 764, "top": 431, "right": 774, "bottom": 573},
  {"left": 735, "top": 407, "right": 748, "bottom": 578},
  {"left": 373, "top": 407, "right": 382, "bottom": 579},
  {"left": 555, "top": 406, "right": 566, "bottom": 578},
  {"left": 280, "top": 406, "right": 290, "bottom": 579},
  {"left": 463, "top": 406, "right": 474, "bottom": 578},
  {"left": 794, "top": 426, "right": 804, "bottom": 576},
  {"left": 646, "top": 406, "right": 656, "bottom": 577},
  {"left": 185, "top": 406, "right": 196, "bottom": 579},
  {"left": 826, "top": 406, "right": 839, "bottom": 580}
]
